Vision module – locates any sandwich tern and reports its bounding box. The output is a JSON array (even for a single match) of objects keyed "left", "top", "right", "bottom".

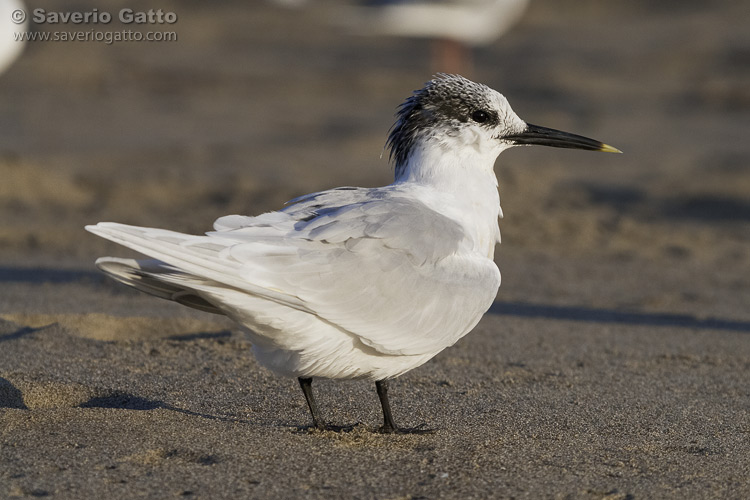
[{"left": 87, "top": 74, "right": 619, "bottom": 433}]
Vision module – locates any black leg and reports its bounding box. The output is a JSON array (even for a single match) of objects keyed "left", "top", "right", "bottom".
[
  {"left": 298, "top": 377, "right": 325, "bottom": 430},
  {"left": 376, "top": 380, "right": 397, "bottom": 433},
  {"left": 375, "top": 379, "right": 435, "bottom": 434}
]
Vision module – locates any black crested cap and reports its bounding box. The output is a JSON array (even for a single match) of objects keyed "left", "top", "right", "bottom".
[{"left": 387, "top": 74, "right": 500, "bottom": 176}]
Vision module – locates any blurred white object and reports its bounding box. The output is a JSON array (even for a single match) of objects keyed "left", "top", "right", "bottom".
[
  {"left": 0, "top": 0, "right": 27, "bottom": 75},
  {"left": 344, "top": 0, "right": 530, "bottom": 75},
  {"left": 353, "top": 0, "right": 529, "bottom": 45},
  {"left": 266, "top": 0, "right": 310, "bottom": 8}
]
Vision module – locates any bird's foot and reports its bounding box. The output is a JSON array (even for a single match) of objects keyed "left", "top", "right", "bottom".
[{"left": 377, "top": 423, "right": 436, "bottom": 435}]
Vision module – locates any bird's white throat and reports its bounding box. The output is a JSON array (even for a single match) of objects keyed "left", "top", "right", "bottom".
[{"left": 394, "top": 136, "right": 504, "bottom": 258}]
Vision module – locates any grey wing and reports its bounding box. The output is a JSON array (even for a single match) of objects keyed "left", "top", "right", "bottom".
[
  {"left": 88, "top": 188, "right": 500, "bottom": 356},
  {"left": 215, "top": 188, "right": 500, "bottom": 355}
]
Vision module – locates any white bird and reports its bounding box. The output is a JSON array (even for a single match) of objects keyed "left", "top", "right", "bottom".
[
  {"left": 341, "top": 0, "right": 530, "bottom": 75},
  {"left": 347, "top": 0, "right": 529, "bottom": 46},
  {"left": 0, "top": 0, "right": 27, "bottom": 75},
  {"left": 87, "top": 75, "right": 619, "bottom": 433}
]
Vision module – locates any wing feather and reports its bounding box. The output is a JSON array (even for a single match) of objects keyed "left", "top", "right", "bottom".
[{"left": 86, "top": 186, "right": 500, "bottom": 356}]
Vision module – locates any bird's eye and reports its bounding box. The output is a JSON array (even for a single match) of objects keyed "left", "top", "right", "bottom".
[{"left": 471, "top": 110, "right": 489, "bottom": 123}]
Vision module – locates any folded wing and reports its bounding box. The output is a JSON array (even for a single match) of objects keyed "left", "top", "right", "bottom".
[{"left": 87, "top": 187, "right": 500, "bottom": 356}]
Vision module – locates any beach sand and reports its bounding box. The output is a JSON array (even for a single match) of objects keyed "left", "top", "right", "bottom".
[{"left": 1, "top": 1, "right": 749, "bottom": 498}]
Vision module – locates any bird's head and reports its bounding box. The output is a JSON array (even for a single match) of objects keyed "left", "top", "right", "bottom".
[{"left": 388, "top": 74, "right": 620, "bottom": 180}]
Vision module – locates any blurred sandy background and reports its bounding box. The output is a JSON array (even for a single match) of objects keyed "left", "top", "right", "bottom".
[{"left": 1, "top": 0, "right": 749, "bottom": 498}]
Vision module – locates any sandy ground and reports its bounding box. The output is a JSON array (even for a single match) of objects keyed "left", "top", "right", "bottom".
[{"left": 1, "top": 0, "right": 749, "bottom": 498}]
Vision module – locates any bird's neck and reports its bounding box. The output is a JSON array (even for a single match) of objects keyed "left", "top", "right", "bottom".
[
  {"left": 393, "top": 141, "right": 503, "bottom": 257},
  {"left": 395, "top": 139, "right": 498, "bottom": 187}
]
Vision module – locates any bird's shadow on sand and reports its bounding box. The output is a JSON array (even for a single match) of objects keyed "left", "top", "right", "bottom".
[
  {"left": 0, "top": 325, "right": 48, "bottom": 342},
  {"left": 489, "top": 301, "right": 750, "bottom": 333},
  {"left": 77, "top": 392, "right": 419, "bottom": 434},
  {"left": 78, "top": 392, "right": 252, "bottom": 424},
  {"left": 0, "top": 383, "right": 294, "bottom": 429}
]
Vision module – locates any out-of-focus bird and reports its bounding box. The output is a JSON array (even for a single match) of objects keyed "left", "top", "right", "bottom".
[
  {"left": 0, "top": 0, "right": 27, "bottom": 75},
  {"left": 342, "top": 0, "right": 530, "bottom": 75}
]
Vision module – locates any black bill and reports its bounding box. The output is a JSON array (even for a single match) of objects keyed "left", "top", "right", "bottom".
[{"left": 504, "top": 123, "right": 621, "bottom": 153}]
